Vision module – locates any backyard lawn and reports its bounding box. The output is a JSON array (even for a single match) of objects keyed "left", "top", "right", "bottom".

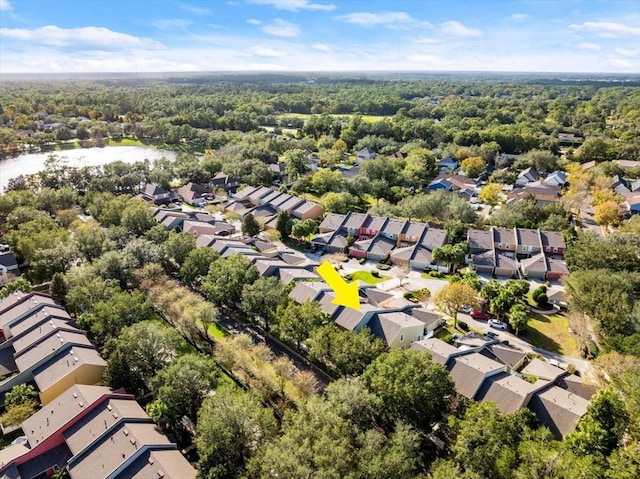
[
  {"left": 349, "top": 270, "right": 391, "bottom": 285},
  {"left": 524, "top": 311, "right": 579, "bottom": 357}
]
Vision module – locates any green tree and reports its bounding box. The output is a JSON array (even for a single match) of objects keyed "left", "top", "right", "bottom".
[
  {"left": 104, "top": 320, "right": 187, "bottom": 398},
  {"left": 203, "top": 254, "right": 259, "bottom": 307},
  {"left": 163, "top": 231, "right": 196, "bottom": 266},
  {"left": 197, "top": 385, "right": 278, "bottom": 479},
  {"left": 434, "top": 282, "right": 480, "bottom": 329},
  {"left": 120, "top": 202, "right": 155, "bottom": 236},
  {"left": 432, "top": 243, "right": 467, "bottom": 273},
  {"left": 508, "top": 301, "right": 528, "bottom": 336},
  {"left": 275, "top": 210, "right": 292, "bottom": 240},
  {"left": 284, "top": 148, "right": 309, "bottom": 181},
  {"left": 180, "top": 247, "right": 219, "bottom": 287},
  {"left": 362, "top": 349, "right": 455, "bottom": 432},
  {"left": 276, "top": 300, "right": 326, "bottom": 349},
  {"left": 5, "top": 384, "right": 38, "bottom": 406},
  {"left": 241, "top": 276, "right": 285, "bottom": 332},
  {"left": 460, "top": 156, "right": 486, "bottom": 178},
  {"left": 241, "top": 212, "right": 260, "bottom": 237},
  {"left": 78, "top": 290, "right": 153, "bottom": 346},
  {"left": 152, "top": 354, "right": 219, "bottom": 428}
]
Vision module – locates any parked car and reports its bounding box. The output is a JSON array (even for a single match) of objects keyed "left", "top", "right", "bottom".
[
  {"left": 486, "top": 331, "right": 498, "bottom": 339},
  {"left": 460, "top": 306, "right": 473, "bottom": 314},
  {"left": 489, "top": 319, "right": 508, "bottom": 330},
  {"left": 471, "top": 310, "right": 491, "bottom": 320}
]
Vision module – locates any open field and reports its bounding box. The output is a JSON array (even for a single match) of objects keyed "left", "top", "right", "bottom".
[
  {"left": 524, "top": 311, "right": 579, "bottom": 357},
  {"left": 349, "top": 270, "right": 391, "bottom": 285},
  {"left": 275, "top": 113, "right": 393, "bottom": 123}
]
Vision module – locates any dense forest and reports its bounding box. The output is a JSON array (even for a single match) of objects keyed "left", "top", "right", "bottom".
[{"left": 1, "top": 74, "right": 639, "bottom": 478}]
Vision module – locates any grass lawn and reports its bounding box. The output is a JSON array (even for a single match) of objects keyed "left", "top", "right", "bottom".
[
  {"left": 274, "top": 113, "right": 391, "bottom": 123},
  {"left": 524, "top": 311, "right": 579, "bottom": 357},
  {"left": 349, "top": 270, "right": 390, "bottom": 285},
  {"left": 208, "top": 323, "right": 228, "bottom": 340}
]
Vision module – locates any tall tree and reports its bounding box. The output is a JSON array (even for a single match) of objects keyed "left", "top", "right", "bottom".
[
  {"left": 276, "top": 300, "right": 326, "bottom": 349},
  {"left": 197, "top": 385, "right": 278, "bottom": 479},
  {"left": 434, "top": 283, "right": 480, "bottom": 329},
  {"left": 241, "top": 276, "right": 286, "bottom": 332},
  {"left": 203, "top": 254, "right": 259, "bottom": 307},
  {"left": 362, "top": 349, "right": 455, "bottom": 432},
  {"left": 241, "top": 213, "right": 260, "bottom": 237},
  {"left": 275, "top": 210, "right": 293, "bottom": 240}
]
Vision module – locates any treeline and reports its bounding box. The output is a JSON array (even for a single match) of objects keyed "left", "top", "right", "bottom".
[{"left": 1, "top": 76, "right": 639, "bottom": 160}]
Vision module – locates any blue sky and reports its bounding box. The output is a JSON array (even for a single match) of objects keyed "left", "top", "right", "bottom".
[{"left": 0, "top": 0, "right": 638, "bottom": 73}]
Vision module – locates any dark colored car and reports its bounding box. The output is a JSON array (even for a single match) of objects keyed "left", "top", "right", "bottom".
[{"left": 471, "top": 310, "right": 491, "bottom": 320}]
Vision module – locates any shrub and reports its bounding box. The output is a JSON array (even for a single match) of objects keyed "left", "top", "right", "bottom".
[
  {"left": 428, "top": 270, "right": 444, "bottom": 278},
  {"left": 371, "top": 271, "right": 380, "bottom": 278},
  {"left": 535, "top": 293, "right": 548, "bottom": 307},
  {"left": 458, "top": 321, "right": 469, "bottom": 331},
  {"left": 532, "top": 285, "right": 547, "bottom": 302},
  {"left": 358, "top": 257, "right": 366, "bottom": 264},
  {"left": 376, "top": 263, "right": 391, "bottom": 270},
  {"left": 343, "top": 274, "right": 353, "bottom": 281}
]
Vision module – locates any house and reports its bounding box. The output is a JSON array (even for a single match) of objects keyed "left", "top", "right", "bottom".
[
  {"left": 528, "top": 386, "right": 589, "bottom": 438},
  {"left": 233, "top": 185, "right": 260, "bottom": 200},
  {"left": 364, "top": 235, "right": 396, "bottom": 262},
  {"left": 612, "top": 175, "right": 632, "bottom": 198},
  {"left": 176, "top": 182, "right": 210, "bottom": 207},
  {"left": 547, "top": 290, "right": 568, "bottom": 309},
  {"left": 0, "top": 252, "right": 20, "bottom": 277},
  {"left": 507, "top": 184, "right": 562, "bottom": 206},
  {"left": 521, "top": 254, "right": 569, "bottom": 280},
  {"left": 268, "top": 163, "right": 288, "bottom": 183},
  {"left": 411, "top": 338, "right": 466, "bottom": 365},
  {"left": 399, "top": 222, "right": 428, "bottom": 246},
  {"left": 446, "top": 353, "right": 507, "bottom": 399},
  {"left": 333, "top": 303, "right": 379, "bottom": 332},
  {"left": 520, "top": 358, "right": 566, "bottom": 382},
  {"left": 476, "top": 372, "right": 548, "bottom": 414},
  {"left": 515, "top": 228, "right": 543, "bottom": 257},
  {"left": 539, "top": 230, "right": 566, "bottom": 256},
  {"left": 291, "top": 200, "right": 324, "bottom": 220},
  {"left": 543, "top": 171, "right": 567, "bottom": 187},
  {"left": 359, "top": 215, "right": 388, "bottom": 239},
  {"left": 481, "top": 343, "right": 527, "bottom": 370},
  {"left": 380, "top": 218, "right": 408, "bottom": 243},
  {"left": 438, "top": 157, "right": 459, "bottom": 171},
  {"left": 182, "top": 220, "right": 235, "bottom": 237},
  {"left": 516, "top": 167, "right": 540, "bottom": 186},
  {"left": 355, "top": 147, "right": 376, "bottom": 164},
  {"left": 367, "top": 311, "right": 425, "bottom": 349},
  {"left": 289, "top": 282, "right": 330, "bottom": 304},
  {"left": 622, "top": 194, "right": 640, "bottom": 214},
  {"left": 427, "top": 177, "right": 455, "bottom": 191},
  {"left": 209, "top": 172, "right": 240, "bottom": 192},
  {"left": 0, "top": 384, "right": 196, "bottom": 479},
  {"left": 141, "top": 183, "right": 180, "bottom": 205},
  {"left": 342, "top": 212, "right": 368, "bottom": 235},
  {"left": 408, "top": 309, "right": 445, "bottom": 335}
]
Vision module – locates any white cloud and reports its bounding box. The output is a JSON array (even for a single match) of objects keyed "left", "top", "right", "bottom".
[
  {"left": 336, "top": 11, "right": 431, "bottom": 29},
  {"left": 609, "top": 58, "right": 635, "bottom": 69},
  {"left": 247, "top": 0, "right": 335, "bottom": 11},
  {"left": 0, "top": 0, "right": 11, "bottom": 11},
  {"left": 569, "top": 21, "right": 640, "bottom": 38},
  {"left": 577, "top": 42, "right": 601, "bottom": 51},
  {"left": 615, "top": 47, "right": 640, "bottom": 57},
  {"left": 511, "top": 13, "right": 529, "bottom": 20},
  {"left": 0, "top": 25, "right": 165, "bottom": 49},
  {"left": 412, "top": 37, "right": 444, "bottom": 45},
  {"left": 179, "top": 3, "right": 211, "bottom": 15},
  {"left": 311, "top": 43, "right": 331, "bottom": 51},
  {"left": 406, "top": 54, "right": 442, "bottom": 63},
  {"left": 260, "top": 18, "right": 300, "bottom": 37},
  {"left": 247, "top": 18, "right": 262, "bottom": 25},
  {"left": 440, "top": 20, "right": 482, "bottom": 37},
  {"left": 152, "top": 19, "right": 192, "bottom": 30},
  {"left": 247, "top": 46, "right": 286, "bottom": 57}
]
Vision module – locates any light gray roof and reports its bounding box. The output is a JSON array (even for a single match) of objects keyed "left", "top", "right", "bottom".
[
  {"left": 528, "top": 386, "right": 589, "bottom": 438},
  {"left": 289, "top": 282, "right": 328, "bottom": 304},
  {"left": 279, "top": 268, "right": 319, "bottom": 284},
  {"left": 447, "top": 353, "right": 506, "bottom": 399},
  {"left": 334, "top": 303, "right": 376, "bottom": 331},
  {"left": 516, "top": 228, "right": 542, "bottom": 249},
  {"left": 476, "top": 372, "right": 547, "bottom": 413},
  {"left": 411, "top": 338, "right": 459, "bottom": 365},
  {"left": 113, "top": 449, "right": 197, "bottom": 479},
  {"left": 521, "top": 358, "right": 566, "bottom": 381},
  {"left": 540, "top": 230, "right": 566, "bottom": 250},
  {"left": 468, "top": 229, "right": 493, "bottom": 251},
  {"left": 33, "top": 346, "right": 106, "bottom": 392},
  {"left": 382, "top": 218, "right": 407, "bottom": 236},
  {"left": 409, "top": 309, "right": 442, "bottom": 327},
  {"left": 367, "top": 235, "right": 396, "bottom": 256},
  {"left": 318, "top": 213, "right": 346, "bottom": 232},
  {"left": 422, "top": 228, "right": 447, "bottom": 248},
  {"left": 343, "top": 212, "right": 368, "bottom": 231},
  {"left": 494, "top": 228, "right": 516, "bottom": 246},
  {"left": 361, "top": 215, "right": 387, "bottom": 232},
  {"left": 521, "top": 253, "right": 548, "bottom": 273}
]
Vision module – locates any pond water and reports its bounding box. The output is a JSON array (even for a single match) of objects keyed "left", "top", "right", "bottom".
[{"left": 0, "top": 146, "right": 179, "bottom": 193}]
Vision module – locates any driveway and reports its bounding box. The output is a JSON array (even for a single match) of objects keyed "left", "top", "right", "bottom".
[{"left": 456, "top": 312, "right": 593, "bottom": 379}]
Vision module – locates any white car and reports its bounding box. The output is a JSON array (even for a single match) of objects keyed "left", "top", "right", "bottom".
[{"left": 489, "top": 319, "right": 508, "bottom": 330}]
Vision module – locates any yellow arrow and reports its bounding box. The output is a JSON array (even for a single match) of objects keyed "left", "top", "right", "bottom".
[{"left": 317, "top": 261, "right": 361, "bottom": 311}]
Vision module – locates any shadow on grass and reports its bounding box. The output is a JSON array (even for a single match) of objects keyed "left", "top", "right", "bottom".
[{"left": 523, "top": 327, "right": 563, "bottom": 354}]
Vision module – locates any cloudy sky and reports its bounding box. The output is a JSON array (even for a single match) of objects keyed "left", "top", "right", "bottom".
[{"left": 0, "top": 0, "right": 638, "bottom": 74}]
